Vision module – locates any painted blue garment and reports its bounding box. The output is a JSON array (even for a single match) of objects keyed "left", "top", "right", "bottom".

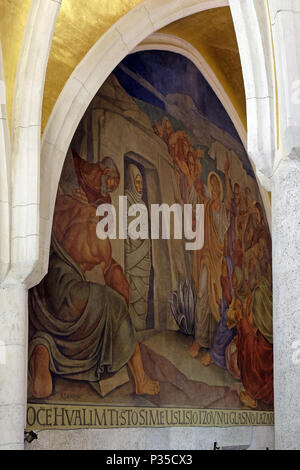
[
  {"left": 210, "top": 298, "right": 237, "bottom": 369},
  {"left": 210, "top": 256, "right": 236, "bottom": 369}
]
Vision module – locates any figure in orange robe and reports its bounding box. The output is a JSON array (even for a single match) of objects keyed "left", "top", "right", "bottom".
[
  {"left": 237, "top": 278, "right": 273, "bottom": 408},
  {"left": 189, "top": 157, "right": 231, "bottom": 359}
]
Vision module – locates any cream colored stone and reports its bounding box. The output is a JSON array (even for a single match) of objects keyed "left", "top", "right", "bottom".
[
  {"left": 246, "top": 96, "right": 275, "bottom": 177},
  {"left": 269, "top": 0, "right": 300, "bottom": 25},
  {"left": 24, "top": 426, "right": 275, "bottom": 450},
  {"left": 46, "top": 85, "right": 91, "bottom": 156},
  {"left": 271, "top": 3, "right": 300, "bottom": 161},
  {"left": 0, "top": 0, "right": 61, "bottom": 450},
  {"left": 0, "top": 286, "right": 28, "bottom": 449},
  {"left": 115, "top": 5, "right": 154, "bottom": 51},
  {"left": 229, "top": 0, "right": 276, "bottom": 181},
  {"left": 143, "top": 0, "right": 228, "bottom": 31},
  {"left": 272, "top": 159, "right": 300, "bottom": 450},
  {"left": 0, "top": 292, "right": 26, "bottom": 346},
  {"left": 0, "top": 345, "right": 26, "bottom": 404},
  {"left": 11, "top": 126, "right": 40, "bottom": 204},
  {"left": 43, "top": 77, "right": 87, "bottom": 148},
  {"left": 0, "top": 46, "right": 10, "bottom": 283},
  {"left": 6, "top": 0, "right": 61, "bottom": 289},
  {"left": 180, "top": 0, "right": 229, "bottom": 17},
  {"left": 72, "top": 28, "right": 128, "bottom": 96},
  {"left": 12, "top": 0, "right": 61, "bottom": 129},
  {"left": 144, "top": 0, "right": 184, "bottom": 30},
  {"left": 0, "top": 405, "right": 26, "bottom": 449}
]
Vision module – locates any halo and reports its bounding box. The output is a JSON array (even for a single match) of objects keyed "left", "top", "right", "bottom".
[{"left": 207, "top": 171, "right": 224, "bottom": 201}]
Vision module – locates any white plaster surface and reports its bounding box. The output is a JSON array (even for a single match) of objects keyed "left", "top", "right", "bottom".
[
  {"left": 0, "top": 286, "right": 28, "bottom": 450},
  {"left": 229, "top": 0, "right": 276, "bottom": 182},
  {"left": 0, "top": 45, "right": 10, "bottom": 283},
  {"left": 269, "top": 0, "right": 300, "bottom": 25},
  {"left": 0, "top": 405, "right": 25, "bottom": 449},
  {"left": 272, "top": 159, "right": 300, "bottom": 450},
  {"left": 0, "top": 80, "right": 5, "bottom": 104},
  {"left": 25, "top": 426, "right": 274, "bottom": 451},
  {"left": 116, "top": 5, "right": 154, "bottom": 52},
  {"left": 270, "top": 2, "right": 300, "bottom": 161}
]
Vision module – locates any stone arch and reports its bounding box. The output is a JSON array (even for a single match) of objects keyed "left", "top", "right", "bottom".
[
  {"left": 1, "top": 0, "right": 62, "bottom": 287},
  {"left": 229, "top": 0, "right": 276, "bottom": 187},
  {"left": 35, "top": 0, "right": 275, "bottom": 287}
]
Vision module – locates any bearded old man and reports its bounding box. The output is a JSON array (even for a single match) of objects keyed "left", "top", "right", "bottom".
[
  {"left": 28, "top": 152, "right": 159, "bottom": 399},
  {"left": 125, "top": 164, "right": 151, "bottom": 331}
]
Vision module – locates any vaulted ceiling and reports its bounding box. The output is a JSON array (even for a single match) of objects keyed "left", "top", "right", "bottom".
[{"left": 0, "top": 1, "right": 245, "bottom": 133}]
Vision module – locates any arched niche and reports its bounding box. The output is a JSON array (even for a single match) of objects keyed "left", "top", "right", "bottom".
[
  {"left": 36, "top": 4, "right": 274, "bottom": 288},
  {"left": 28, "top": 48, "right": 273, "bottom": 414}
]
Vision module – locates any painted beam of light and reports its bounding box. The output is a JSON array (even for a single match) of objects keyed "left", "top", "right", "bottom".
[{"left": 118, "top": 63, "right": 167, "bottom": 105}]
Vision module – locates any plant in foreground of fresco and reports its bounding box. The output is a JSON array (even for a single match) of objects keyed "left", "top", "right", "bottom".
[{"left": 170, "top": 276, "right": 196, "bottom": 336}]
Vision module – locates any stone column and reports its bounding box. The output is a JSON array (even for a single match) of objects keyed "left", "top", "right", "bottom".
[
  {"left": 0, "top": 0, "right": 61, "bottom": 449},
  {"left": 272, "top": 159, "right": 300, "bottom": 449},
  {"left": 0, "top": 285, "right": 28, "bottom": 450},
  {"left": 268, "top": 0, "right": 300, "bottom": 449}
]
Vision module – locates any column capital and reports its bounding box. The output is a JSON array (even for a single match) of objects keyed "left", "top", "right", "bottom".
[
  {"left": 2, "top": 0, "right": 61, "bottom": 288},
  {"left": 229, "top": 0, "right": 277, "bottom": 189},
  {"left": 270, "top": 0, "right": 300, "bottom": 162}
]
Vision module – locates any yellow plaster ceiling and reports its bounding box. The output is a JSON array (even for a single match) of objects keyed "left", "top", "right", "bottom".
[
  {"left": 0, "top": 2, "right": 246, "bottom": 134},
  {"left": 0, "top": 0, "right": 31, "bottom": 124},
  {"left": 43, "top": 5, "right": 246, "bottom": 133},
  {"left": 160, "top": 8, "right": 246, "bottom": 129},
  {"left": 42, "top": 0, "right": 145, "bottom": 132}
]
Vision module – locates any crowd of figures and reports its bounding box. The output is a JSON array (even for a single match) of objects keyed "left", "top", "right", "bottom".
[
  {"left": 27, "top": 107, "right": 273, "bottom": 411},
  {"left": 154, "top": 116, "right": 273, "bottom": 410}
]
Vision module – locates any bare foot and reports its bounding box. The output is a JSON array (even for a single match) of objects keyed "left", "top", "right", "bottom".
[
  {"left": 189, "top": 341, "right": 200, "bottom": 358},
  {"left": 135, "top": 373, "right": 160, "bottom": 396},
  {"left": 30, "top": 345, "right": 52, "bottom": 398},
  {"left": 201, "top": 352, "right": 213, "bottom": 367},
  {"left": 128, "top": 343, "right": 160, "bottom": 396},
  {"left": 240, "top": 390, "right": 257, "bottom": 409}
]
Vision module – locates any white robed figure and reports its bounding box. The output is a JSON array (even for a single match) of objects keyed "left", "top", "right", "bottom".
[{"left": 125, "top": 164, "right": 151, "bottom": 331}]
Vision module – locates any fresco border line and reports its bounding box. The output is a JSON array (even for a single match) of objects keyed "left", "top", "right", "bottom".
[{"left": 26, "top": 404, "right": 275, "bottom": 430}]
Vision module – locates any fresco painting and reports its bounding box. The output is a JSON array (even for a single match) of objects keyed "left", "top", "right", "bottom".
[{"left": 27, "top": 51, "right": 273, "bottom": 428}]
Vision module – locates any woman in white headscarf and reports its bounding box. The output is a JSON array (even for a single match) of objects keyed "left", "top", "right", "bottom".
[{"left": 125, "top": 164, "right": 151, "bottom": 331}]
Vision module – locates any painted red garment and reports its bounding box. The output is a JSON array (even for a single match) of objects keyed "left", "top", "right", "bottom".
[
  {"left": 237, "top": 317, "right": 274, "bottom": 405},
  {"left": 72, "top": 150, "right": 112, "bottom": 205}
]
